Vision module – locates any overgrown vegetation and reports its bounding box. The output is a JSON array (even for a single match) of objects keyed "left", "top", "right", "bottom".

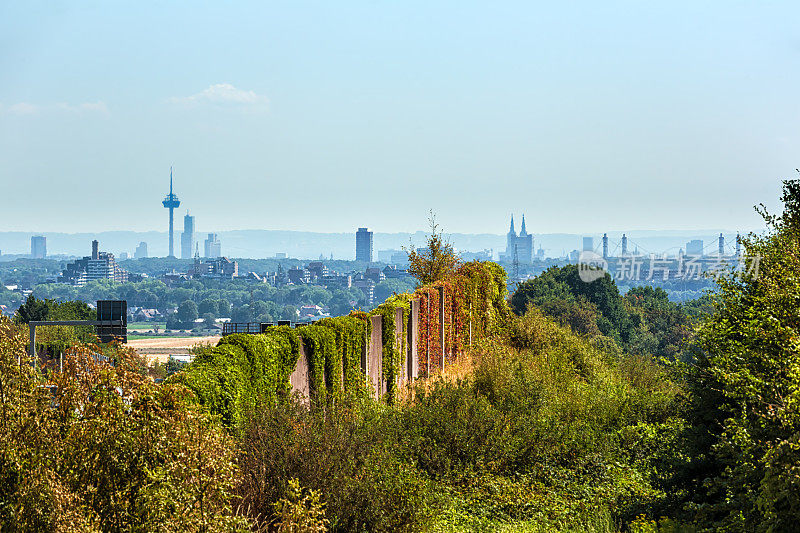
[
  {"left": 0, "top": 321, "right": 245, "bottom": 532},
  {"left": 4, "top": 181, "right": 800, "bottom": 530},
  {"left": 510, "top": 265, "right": 693, "bottom": 359}
]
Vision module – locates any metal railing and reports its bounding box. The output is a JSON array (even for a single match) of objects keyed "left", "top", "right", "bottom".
[{"left": 222, "top": 320, "right": 316, "bottom": 336}]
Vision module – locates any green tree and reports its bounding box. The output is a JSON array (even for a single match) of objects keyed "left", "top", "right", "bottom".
[
  {"left": 281, "top": 305, "right": 297, "bottom": 321},
  {"left": 674, "top": 177, "right": 800, "bottom": 530},
  {"left": 406, "top": 211, "right": 460, "bottom": 285},
  {"left": 510, "top": 265, "right": 632, "bottom": 344},
  {"left": 176, "top": 300, "right": 198, "bottom": 326},
  {"left": 14, "top": 294, "right": 49, "bottom": 324},
  {"left": 217, "top": 299, "right": 231, "bottom": 317},
  {"left": 374, "top": 278, "right": 415, "bottom": 304},
  {"left": 198, "top": 298, "right": 219, "bottom": 318},
  {"left": 0, "top": 317, "right": 246, "bottom": 531}
]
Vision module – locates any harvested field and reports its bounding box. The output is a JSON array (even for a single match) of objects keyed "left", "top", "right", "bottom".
[{"left": 128, "top": 336, "right": 220, "bottom": 363}]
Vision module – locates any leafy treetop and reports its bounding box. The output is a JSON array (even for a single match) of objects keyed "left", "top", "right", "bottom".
[{"left": 405, "top": 211, "right": 461, "bottom": 286}]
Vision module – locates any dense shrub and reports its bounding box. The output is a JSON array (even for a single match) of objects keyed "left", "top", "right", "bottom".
[
  {"left": 236, "top": 398, "right": 434, "bottom": 532},
  {"left": 0, "top": 317, "right": 245, "bottom": 532},
  {"left": 663, "top": 178, "right": 800, "bottom": 530}
]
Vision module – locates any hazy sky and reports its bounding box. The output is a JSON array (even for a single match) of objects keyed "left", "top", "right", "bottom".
[{"left": 1, "top": 1, "right": 798, "bottom": 235}]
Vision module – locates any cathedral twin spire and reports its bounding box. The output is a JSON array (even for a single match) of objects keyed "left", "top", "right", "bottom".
[{"left": 508, "top": 214, "right": 528, "bottom": 236}]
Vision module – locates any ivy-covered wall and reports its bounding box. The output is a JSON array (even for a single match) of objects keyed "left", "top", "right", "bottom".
[
  {"left": 178, "top": 260, "right": 508, "bottom": 418},
  {"left": 178, "top": 317, "right": 369, "bottom": 428}
]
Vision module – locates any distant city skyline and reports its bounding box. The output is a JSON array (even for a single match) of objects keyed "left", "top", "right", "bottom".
[
  {"left": 0, "top": 228, "right": 747, "bottom": 262},
  {"left": 2, "top": 2, "right": 795, "bottom": 234}
]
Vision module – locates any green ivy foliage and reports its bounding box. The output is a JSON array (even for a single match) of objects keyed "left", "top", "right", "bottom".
[
  {"left": 180, "top": 328, "right": 302, "bottom": 430},
  {"left": 316, "top": 316, "right": 368, "bottom": 397},
  {"left": 181, "top": 320, "right": 375, "bottom": 426},
  {"left": 296, "top": 325, "right": 337, "bottom": 406}
]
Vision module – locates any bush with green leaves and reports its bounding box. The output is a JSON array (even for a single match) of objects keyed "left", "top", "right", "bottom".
[
  {"left": 0, "top": 317, "right": 247, "bottom": 532},
  {"left": 663, "top": 178, "right": 800, "bottom": 530},
  {"left": 237, "top": 398, "right": 434, "bottom": 532}
]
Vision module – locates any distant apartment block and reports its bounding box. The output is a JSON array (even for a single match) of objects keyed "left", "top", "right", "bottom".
[
  {"left": 181, "top": 213, "right": 196, "bottom": 259},
  {"left": 352, "top": 278, "right": 375, "bottom": 305},
  {"left": 582, "top": 237, "right": 594, "bottom": 252},
  {"left": 31, "top": 236, "right": 46, "bottom": 259},
  {"left": 686, "top": 239, "right": 704, "bottom": 257},
  {"left": 192, "top": 256, "right": 238, "bottom": 279},
  {"left": 306, "top": 261, "right": 328, "bottom": 280},
  {"left": 364, "top": 267, "right": 385, "bottom": 284},
  {"left": 381, "top": 265, "right": 411, "bottom": 280},
  {"left": 355, "top": 227, "right": 373, "bottom": 262},
  {"left": 204, "top": 233, "right": 221, "bottom": 258},
  {"left": 134, "top": 241, "right": 148, "bottom": 259},
  {"left": 461, "top": 249, "right": 493, "bottom": 261},
  {"left": 377, "top": 249, "right": 404, "bottom": 263},
  {"left": 321, "top": 274, "right": 352, "bottom": 290},
  {"left": 288, "top": 267, "right": 312, "bottom": 285},
  {"left": 59, "top": 240, "right": 128, "bottom": 286}
]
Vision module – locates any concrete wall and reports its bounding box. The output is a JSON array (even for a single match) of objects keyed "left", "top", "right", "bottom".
[
  {"left": 395, "top": 307, "right": 405, "bottom": 385},
  {"left": 285, "top": 298, "right": 430, "bottom": 402},
  {"left": 407, "top": 298, "right": 419, "bottom": 383},
  {"left": 368, "top": 314, "right": 384, "bottom": 399},
  {"left": 289, "top": 341, "right": 310, "bottom": 401}
]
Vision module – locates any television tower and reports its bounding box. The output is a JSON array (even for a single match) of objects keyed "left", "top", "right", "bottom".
[{"left": 162, "top": 167, "right": 181, "bottom": 258}]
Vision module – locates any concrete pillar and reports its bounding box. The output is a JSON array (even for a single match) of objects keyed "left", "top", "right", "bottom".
[
  {"left": 437, "top": 286, "right": 445, "bottom": 371},
  {"left": 29, "top": 324, "right": 36, "bottom": 358},
  {"left": 361, "top": 321, "right": 368, "bottom": 378},
  {"left": 408, "top": 299, "right": 419, "bottom": 382},
  {"left": 395, "top": 307, "right": 405, "bottom": 385},
  {"left": 289, "top": 341, "right": 310, "bottom": 403},
  {"left": 369, "top": 315, "right": 383, "bottom": 399},
  {"left": 425, "top": 295, "right": 431, "bottom": 378}
]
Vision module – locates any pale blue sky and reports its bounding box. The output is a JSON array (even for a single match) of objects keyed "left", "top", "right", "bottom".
[{"left": 1, "top": 1, "right": 798, "bottom": 235}]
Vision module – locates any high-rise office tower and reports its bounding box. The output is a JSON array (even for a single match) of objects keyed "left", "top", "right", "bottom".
[
  {"left": 686, "top": 239, "right": 704, "bottom": 257},
  {"left": 181, "top": 213, "right": 196, "bottom": 259},
  {"left": 355, "top": 227, "right": 373, "bottom": 262},
  {"left": 204, "top": 233, "right": 221, "bottom": 258},
  {"left": 134, "top": 242, "right": 148, "bottom": 259},
  {"left": 31, "top": 236, "right": 46, "bottom": 259}
]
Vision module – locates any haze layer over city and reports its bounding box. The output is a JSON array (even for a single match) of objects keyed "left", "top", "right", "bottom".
[{"left": 3, "top": 4, "right": 800, "bottom": 531}]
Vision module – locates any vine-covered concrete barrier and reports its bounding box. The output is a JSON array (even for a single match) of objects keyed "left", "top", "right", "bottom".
[{"left": 173, "top": 261, "right": 509, "bottom": 425}]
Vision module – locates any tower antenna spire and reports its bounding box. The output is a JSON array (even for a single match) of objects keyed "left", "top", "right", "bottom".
[{"left": 163, "top": 166, "right": 181, "bottom": 258}]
